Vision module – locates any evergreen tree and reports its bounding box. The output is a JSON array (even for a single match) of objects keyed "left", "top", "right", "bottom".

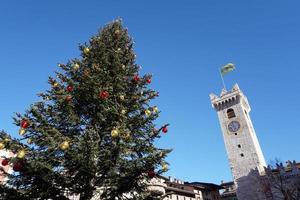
[{"left": 0, "top": 20, "right": 170, "bottom": 200}]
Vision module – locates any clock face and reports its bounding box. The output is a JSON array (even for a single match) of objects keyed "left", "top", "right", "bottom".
[{"left": 228, "top": 121, "right": 240, "bottom": 132}]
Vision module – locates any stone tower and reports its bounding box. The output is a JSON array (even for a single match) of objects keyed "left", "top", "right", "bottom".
[{"left": 210, "top": 84, "right": 267, "bottom": 200}]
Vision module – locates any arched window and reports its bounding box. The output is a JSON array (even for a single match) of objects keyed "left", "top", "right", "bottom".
[{"left": 227, "top": 108, "right": 236, "bottom": 119}]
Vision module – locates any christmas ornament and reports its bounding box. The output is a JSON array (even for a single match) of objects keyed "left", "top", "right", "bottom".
[
  {"left": 121, "top": 64, "right": 126, "bottom": 69},
  {"left": 117, "top": 48, "right": 121, "bottom": 52},
  {"left": 27, "top": 138, "right": 33, "bottom": 144},
  {"left": 0, "top": 142, "right": 5, "bottom": 150},
  {"left": 1, "top": 159, "right": 9, "bottom": 166},
  {"left": 146, "top": 78, "right": 151, "bottom": 84},
  {"left": 162, "top": 126, "right": 168, "bottom": 133},
  {"left": 111, "top": 129, "right": 119, "bottom": 138},
  {"left": 66, "top": 85, "right": 73, "bottom": 92},
  {"left": 162, "top": 164, "right": 168, "bottom": 172},
  {"left": 13, "top": 162, "right": 22, "bottom": 172},
  {"left": 114, "top": 29, "right": 121, "bottom": 36},
  {"left": 52, "top": 82, "right": 59, "bottom": 88},
  {"left": 4, "top": 138, "right": 10, "bottom": 142},
  {"left": 19, "top": 128, "right": 26, "bottom": 136},
  {"left": 100, "top": 91, "right": 109, "bottom": 99},
  {"left": 159, "top": 152, "right": 166, "bottom": 157},
  {"left": 84, "top": 47, "right": 90, "bottom": 54},
  {"left": 148, "top": 170, "right": 156, "bottom": 178},
  {"left": 17, "top": 150, "right": 26, "bottom": 159},
  {"left": 66, "top": 95, "right": 72, "bottom": 102},
  {"left": 152, "top": 128, "right": 157, "bottom": 134},
  {"left": 153, "top": 106, "right": 159, "bottom": 113},
  {"left": 145, "top": 109, "right": 151, "bottom": 117},
  {"left": 121, "top": 109, "right": 126, "bottom": 115},
  {"left": 119, "top": 95, "right": 125, "bottom": 101},
  {"left": 59, "top": 141, "right": 70, "bottom": 151},
  {"left": 21, "top": 119, "right": 30, "bottom": 129},
  {"left": 73, "top": 63, "right": 80, "bottom": 70},
  {"left": 133, "top": 75, "right": 140, "bottom": 83}
]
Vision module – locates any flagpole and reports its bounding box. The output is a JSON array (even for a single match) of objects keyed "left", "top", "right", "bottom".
[{"left": 219, "top": 67, "right": 227, "bottom": 91}]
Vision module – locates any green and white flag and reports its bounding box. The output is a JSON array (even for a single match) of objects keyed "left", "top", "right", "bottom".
[{"left": 221, "top": 63, "right": 236, "bottom": 76}]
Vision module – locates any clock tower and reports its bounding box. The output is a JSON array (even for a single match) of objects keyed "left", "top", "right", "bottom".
[{"left": 210, "top": 84, "right": 267, "bottom": 200}]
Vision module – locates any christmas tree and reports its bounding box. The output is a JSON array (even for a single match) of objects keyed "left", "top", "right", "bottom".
[{"left": 0, "top": 20, "right": 170, "bottom": 200}]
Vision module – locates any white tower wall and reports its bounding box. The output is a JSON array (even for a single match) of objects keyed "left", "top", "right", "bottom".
[{"left": 210, "top": 84, "right": 267, "bottom": 200}]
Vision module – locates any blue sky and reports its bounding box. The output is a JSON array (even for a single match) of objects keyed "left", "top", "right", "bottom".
[{"left": 1, "top": 1, "right": 300, "bottom": 184}]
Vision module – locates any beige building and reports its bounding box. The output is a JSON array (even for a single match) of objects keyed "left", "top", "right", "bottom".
[
  {"left": 219, "top": 181, "right": 237, "bottom": 200},
  {"left": 162, "top": 176, "right": 222, "bottom": 200}
]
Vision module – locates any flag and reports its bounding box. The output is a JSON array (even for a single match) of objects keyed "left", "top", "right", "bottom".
[{"left": 221, "top": 63, "right": 236, "bottom": 76}]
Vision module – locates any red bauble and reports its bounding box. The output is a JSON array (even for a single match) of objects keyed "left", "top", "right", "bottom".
[
  {"left": 133, "top": 75, "right": 140, "bottom": 83},
  {"left": 146, "top": 78, "right": 151, "bottom": 84},
  {"left": 13, "top": 162, "right": 22, "bottom": 172},
  {"left": 162, "top": 126, "right": 168, "bottom": 133},
  {"left": 148, "top": 170, "right": 156, "bottom": 178},
  {"left": 1, "top": 159, "right": 9, "bottom": 166},
  {"left": 66, "top": 85, "right": 73, "bottom": 92},
  {"left": 99, "top": 91, "right": 109, "bottom": 99},
  {"left": 21, "top": 119, "right": 29, "bottom": 129}
]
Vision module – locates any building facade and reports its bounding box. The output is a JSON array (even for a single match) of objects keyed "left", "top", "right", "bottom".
[
  {"left": 162, "top": 177, "right": 222, "bottom": 200},
  {"left": 219, "top": 181, "right": 237, "bottom": 200}
]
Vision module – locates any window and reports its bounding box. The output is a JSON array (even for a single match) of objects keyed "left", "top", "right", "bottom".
[
  {"left": 227, "top": 109, "right": 236, "bottom": 119},
  {"left": 240, "top": 153, "right": 244, "bottom": 157},
  {"left": 238, "top": 144, "right": 241, "bottom": 148},
  {"left": 234, "top": 133, "right": 237, "bottom": 136}
]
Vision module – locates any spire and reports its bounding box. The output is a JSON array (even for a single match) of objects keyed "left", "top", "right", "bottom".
[
  {"left": 209, "top": 93, "right": 218, "bottom": 100},
  {"left": 232, "top": 83, "right": 240, "bottom": 91},
  {"left": 220, "top": 88, "right": 228, "bottom": 96}
]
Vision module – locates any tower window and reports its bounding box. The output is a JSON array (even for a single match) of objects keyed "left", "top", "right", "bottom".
[
  {"left": 238, "top": 144, "right": 241, "bottom": 148},
  {"left": 240, "top": 153, "right": 244, "bottom": 157},
  {"left": 227, "top": 108, "right": 236, "bottom": 119}
]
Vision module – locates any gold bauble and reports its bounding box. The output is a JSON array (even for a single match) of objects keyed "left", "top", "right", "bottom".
[
  {"left": 52, "top": 82, "right": 59, "bottom": 87},
  {"left": 117, "top": 48, "right": 121, "bottom": 52},
  {"left": 119, "top": 95, "right": 125, "bottom": 101},
  {"left": 145, "top": 109, "right": 151, "bottom": 116},
  {"left": 84, "top": 47, "right": 90, "bottom": 54},
  {"left": 111, "top": 129, "right": 119, "bottom": 138},
  {"left": 59, "top": 141, "right": 70, "bottom": 150},
  {"left": 153, "top": 106, "right": 159, "bottom": 113},
  {"left": 19, "top": 128, "right": 26, "bottom": 136},
  {"left": 17, "top": 150, "right": 26, "bottom": 159},
  {"left": 0, "top": 142, "right": 5, "bottom": 150},
  {"left": 73, "top": 63, "right": 80, "bottom": 70},
  {"left": 27, "top": 138, "right": 33, "bottom": 144},
  {"left": 4, "top": 138, "right": 10, "bottom": 142},
  {"left": 121, "top": 64, "right": 126, "bottom": 69},
  {"left": 162, "top": 164, "right": 168, "bottom": 172},
  {"left": 121, "top": 109, "right": 127, "bottom": 115},
  {"left": 114, "top": 29, "right": 120, "bottom": 35}
]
